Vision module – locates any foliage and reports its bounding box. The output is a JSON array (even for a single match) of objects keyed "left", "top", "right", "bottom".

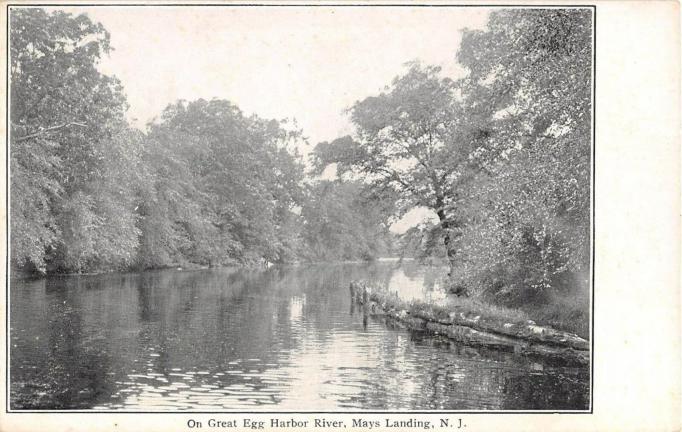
[
  {"left": 10, "top": 8, "right": 136, "bottom": 272},
  {"left": 9, "top": 3, "right": 592, "bottom": 321},
  {"left": 313, "top": 63, "right": 494, "bottom": 275},
  {"left": 138, "top": 99, "right": 307, "bottom": 268},
  {"left": 9, "top": 10, "right": 311, "bottom": 272},
  {"left": 313, "top": 9, "right": 592, "bottom": 303},
  {"left": 396, "top": 222, "right": 448, "bottom": 264},
  {"left": 300, "top": 180, "right": 395, "bottom": 262},
  {"left": 450, "top": 9, "right": 592, "bottom": 299}
]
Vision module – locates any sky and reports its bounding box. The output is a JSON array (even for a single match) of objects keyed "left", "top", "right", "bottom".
[{"left": 54, "top": 6, "right": 492, "bottom": 232}]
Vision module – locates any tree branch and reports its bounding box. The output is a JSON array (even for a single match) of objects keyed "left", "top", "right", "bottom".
[{"left": 13, "top": 122, "right": 87, "bottom": 142}]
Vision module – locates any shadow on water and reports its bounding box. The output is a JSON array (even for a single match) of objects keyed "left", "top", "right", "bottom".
[{"left": 10, "top": 263, "right": 589, "bottom": 410}]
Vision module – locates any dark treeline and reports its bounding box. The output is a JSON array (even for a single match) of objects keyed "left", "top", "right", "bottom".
[{"left": 10, "top": 8, "right": 592, "bottom": 318}]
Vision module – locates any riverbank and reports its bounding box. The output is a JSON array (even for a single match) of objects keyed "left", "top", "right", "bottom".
[
  {"left": 9, "top": 257, "right": 397, "bottom": 281},
  {"left": 8, "top": 262, "right": 212, "bottom": 280},
  {"left": 350, "top": 281, "right": 589, "bottom": 366}
]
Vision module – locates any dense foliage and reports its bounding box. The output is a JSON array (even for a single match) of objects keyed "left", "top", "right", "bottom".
[
  {"left": 452, "top": 9, "right": 592, "bottom": 300},
  {"left": 10, "top": 5, "right": 592, "bottom": 313},
  {"left": 315, "top": 9, "right": 592, "bottom": 302},
  {"left": 300, "top": 180, "right": 395, "bottom": 262},
  {"left": 137, "top": 99, "right": 308, "bottom": 268},
  {"left": 9, "top": 9, "right": 392, "bottom": 273},
  {"left": 10, "top": 9, "right": 134, "bottom": 272}
]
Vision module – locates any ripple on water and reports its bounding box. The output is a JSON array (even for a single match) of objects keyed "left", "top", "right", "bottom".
[{"left": 9, "top": 264, "right": 589, "bottom": 410}]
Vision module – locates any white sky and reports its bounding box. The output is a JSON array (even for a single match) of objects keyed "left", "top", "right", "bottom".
[
  {"left": 59, "top": 6, "right": 490, "bottom": 143},
  {"left": 55, "top": 6, "right": 492, "bottom": 233}
]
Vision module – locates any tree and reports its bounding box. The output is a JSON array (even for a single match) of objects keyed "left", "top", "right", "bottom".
[
  {"left": 10, "top": 5, "right": 310, "bottom": 273},
  {"left": 451, "top": 9, "right": 593, "bottom": 298},
  {"left": 300, "top": 180, "right": 395, "bottom": 262},
  {"left": 10, "top": 8, "right": 137, "bottom": 272},
  {"left": 313, "top": 63, "right": 493, "bottom": 287},
  {"left": 140, "top": 99, "right": 307, "bottom": 267}
]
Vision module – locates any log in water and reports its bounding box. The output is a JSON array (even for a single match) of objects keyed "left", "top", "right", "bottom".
[{"left": 350, "top": 280, "right": 589, "bottom": 366}]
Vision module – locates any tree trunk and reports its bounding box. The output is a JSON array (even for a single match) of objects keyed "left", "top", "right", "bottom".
[{"left": 436, "top": 198, "right": 467, "bottom": 296}]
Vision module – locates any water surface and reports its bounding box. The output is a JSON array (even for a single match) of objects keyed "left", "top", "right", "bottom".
[{"left": 10, "top": 263, "right": 589, "bottom": 410}]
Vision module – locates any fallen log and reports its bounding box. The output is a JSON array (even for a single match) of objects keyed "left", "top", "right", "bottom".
[
  {"left": 350, "top": 281, "right": 589, "bottom": 366},
  {"left": 409, "top": 301, "right": 589, "bottom": 351}
]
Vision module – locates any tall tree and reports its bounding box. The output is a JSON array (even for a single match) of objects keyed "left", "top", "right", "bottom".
[
  {"left": 140, "top": 99, "right": 307, "bottom": 267},
  {"left": 452, "top": 9, "right": 592, "bottom": 297},
  {"left": 313, "top": 63, "right": 493, "bottom": 285},
  {"left": 10, "top": 9, "right": 136, "bottom": 272}
]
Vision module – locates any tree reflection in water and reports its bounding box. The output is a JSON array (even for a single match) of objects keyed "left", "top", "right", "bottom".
[{"left": 10, "top": 263, "right": 588, "bottom": 410}]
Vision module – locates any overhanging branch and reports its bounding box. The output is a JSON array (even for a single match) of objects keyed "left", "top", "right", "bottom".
[{"left": 13, "top": 122, "right": 87, "bottom": 142}]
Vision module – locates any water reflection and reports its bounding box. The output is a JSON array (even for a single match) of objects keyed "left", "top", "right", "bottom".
[
  {"left": 10, "top": 263, "right": 589, "bottom": 410},
  {"left": 384, "top": 266, "right": 449, "bottom": 304}
]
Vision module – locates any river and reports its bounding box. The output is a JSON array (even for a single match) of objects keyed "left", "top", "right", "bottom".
[{"left": 9, "top": 263, "right": 589, "bottom": 410}]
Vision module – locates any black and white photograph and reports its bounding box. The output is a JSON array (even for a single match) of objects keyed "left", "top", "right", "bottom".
[{"left": 7, "top": 2, "right": 596, "bottom": 413}]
